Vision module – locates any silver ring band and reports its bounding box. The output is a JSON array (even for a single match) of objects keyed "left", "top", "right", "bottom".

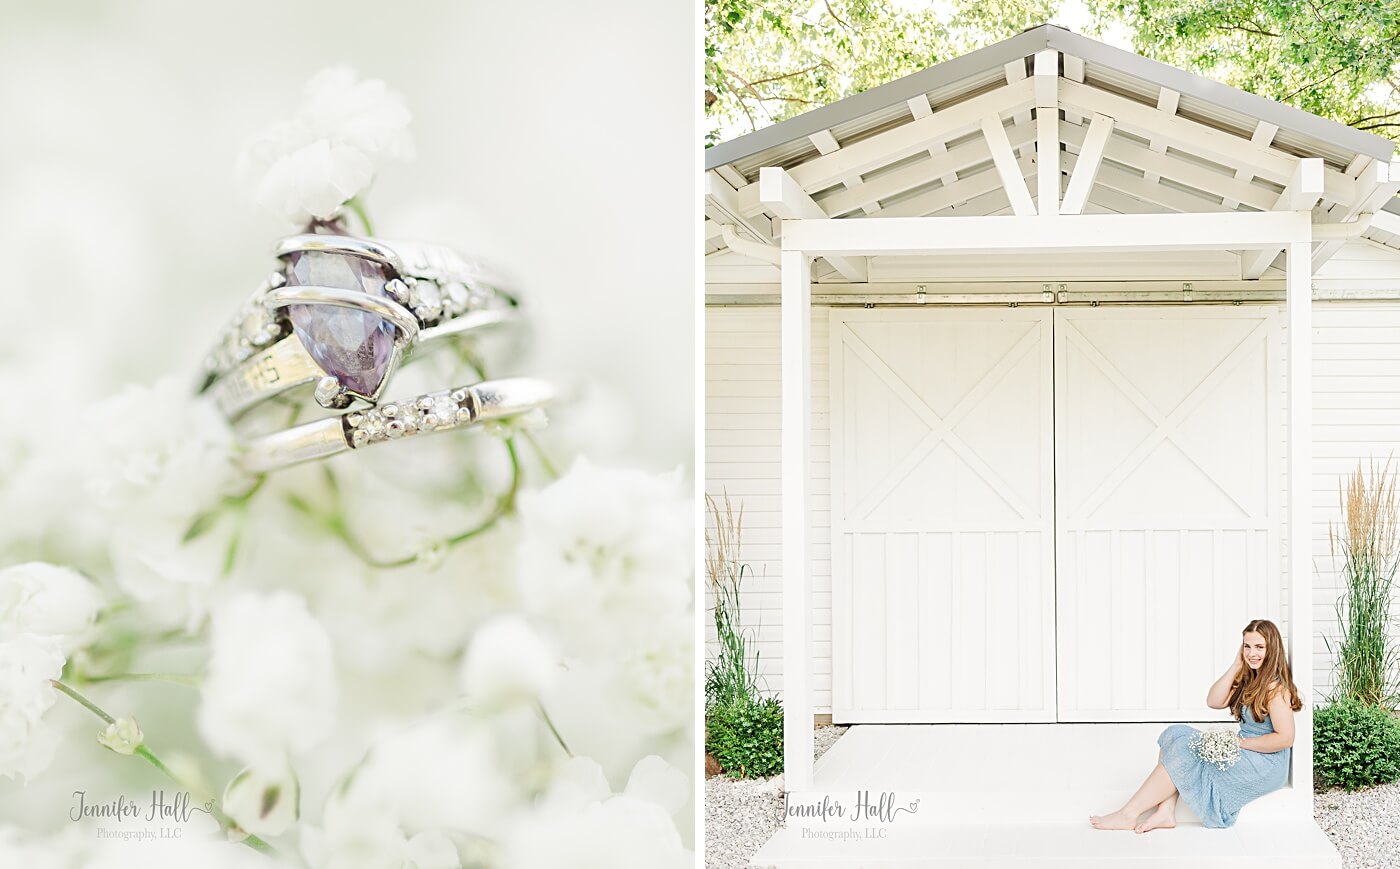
[{"left": 237, "top": 376, "right": 555, "bottom": 474}]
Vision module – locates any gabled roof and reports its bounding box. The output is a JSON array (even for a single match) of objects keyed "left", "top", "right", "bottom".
[
  {"left": 704, "top": 24, "right": 1400, "bottom": 274},
  {"left": 706, "top": 24, "right": 1395, "bottom": 176}
]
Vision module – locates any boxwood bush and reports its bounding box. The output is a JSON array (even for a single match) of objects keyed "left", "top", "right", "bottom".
[
  {"left": 1314, "top": 698, "right": 1400, "bottom": 791},
  {"left": 706, "top": 696, "right": 784, "bottom": 779}
]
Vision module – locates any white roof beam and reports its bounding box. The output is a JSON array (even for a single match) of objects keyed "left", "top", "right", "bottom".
[
  {"left": 781, "top": 211, "right": 1313, "bottom": 256},
  {"left": 1062, "top": 54, "right": 1085, "bottom": 125},
  {"left": 1062, "top": 80, "right": 1307, "bottom": 185},
  {"left": 1059, "top": 119, "right": 1275, "bottom": 210},
  {"left": 731, "top": 78, "right": 1035, "bottom": 213},
  {"left": 1224, "top": 122, "right": 1279, "bottom": 208},
  {"left": 1060, "top": 113, "right": 1115, "bottom": 215},
  {"left": 1144, "top": 88, "right": 1179, "bottom": 184},
  {"left": 910, "top": 92, "right": 960, "bottom": 187},
  {"left": 808, "top": 129, "right": 877, "bottom": 214},
  {"left": 706, "top": 171, "right": 774, "bottom": 244},
  {"left": 1242, "top": 157, "right": 1324, "bottom": 278},
  {"left": 1005, "top": 58, "right": 1031, "bottom": 127},
  {"left": 982, "top": 113, "right": 1037, "bottom": 217},
  {"left": 1314, "top": 159, "right": 1400, "bottom": 270},
  {"left": 759, "top": 167, "right": 868, "bottom": 282},
  {"left": 1034, "top": 49, "right": 1060, "bottom": 217},
  {"left": 818, "top": 119, "right": 1034, "bottom": 215}
]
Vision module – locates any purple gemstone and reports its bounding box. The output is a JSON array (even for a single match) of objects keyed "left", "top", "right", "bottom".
[{"left": 285, "top": 251, "right": 397, "bottom": 397}]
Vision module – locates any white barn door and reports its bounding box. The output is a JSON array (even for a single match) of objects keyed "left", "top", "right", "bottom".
[
  {"left": 830, "top": 309, "right": 1056, "bottom": 723},
  {"left": 1055, "top": 307, "right": 1282, "bottom": 722}
]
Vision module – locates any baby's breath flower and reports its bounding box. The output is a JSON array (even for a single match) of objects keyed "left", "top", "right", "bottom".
[
  {"left": 0, "top": 634, "right": 65, "bottom": 781},
  {"left": 223, "top": 766, "right": 300, "bottom": 837},
  {"left": 0, "top": 562, "right": 103, "bottom": 654},
  {"left": 237, "top": 65, "right": 413, "bottom": 225},
  {"left": 196, "top": 592, "right": 336, "bottom": 775},
  {"left": 1189, "top": 727, "right": 1242, "bottom": 770}
]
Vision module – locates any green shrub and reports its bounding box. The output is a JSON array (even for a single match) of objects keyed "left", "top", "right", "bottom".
[
  {"left": 706, "top": 696, "right": 784, "bottom": 778},
  {"left": 1314, "top": 699, "right": 1400, "bottom": 791}
]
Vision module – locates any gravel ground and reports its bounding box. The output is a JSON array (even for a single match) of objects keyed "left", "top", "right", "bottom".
[
  {"left": 705, "top": 724, "right": 847, "bottom": 869},
  {"left": 707, "top": 726, "right": 1400, "bottom": 869},
  {"left": 1315, "top": 782, "right": 1400, "bottom": 869}
]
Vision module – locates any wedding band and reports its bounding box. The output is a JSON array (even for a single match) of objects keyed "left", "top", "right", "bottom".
[
  {"left": 199, "top": 232, "right": 521, "bottom": 418},
  {"left": 237, "top": 376, "right": 555, "bottom": 474}
]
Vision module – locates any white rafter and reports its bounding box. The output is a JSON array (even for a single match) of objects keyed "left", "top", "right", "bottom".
[
  {"left": 1060, "top": 113, "right": 1114, "bottom": 215},
  {"left": 982, "top": 114, "right": 1037, "bottom": 217},
  {"left": 759, "top": 167, "right": 868, "bottom": 282}
]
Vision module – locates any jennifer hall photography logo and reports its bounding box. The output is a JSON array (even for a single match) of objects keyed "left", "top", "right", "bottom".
[
  {"left": 70, "top": 789, "right": 218, "bottom": 842},
  {"left": 784, "top": 790, "right": 922, "bottom": 842}
]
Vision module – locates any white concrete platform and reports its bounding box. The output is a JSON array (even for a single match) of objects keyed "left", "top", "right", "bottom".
[{"left": 748, "top": 724, "right": 1341, "bottom": 868}]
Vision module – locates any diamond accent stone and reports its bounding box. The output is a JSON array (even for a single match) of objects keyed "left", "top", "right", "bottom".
[
  {"left": 285, "top": 251, "right": 398, "bottom": 397},
  {"left": 408, "top": 279, "right": 443, "bottom": 323}
]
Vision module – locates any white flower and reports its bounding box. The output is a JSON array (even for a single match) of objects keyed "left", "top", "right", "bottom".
[
  {"left": 0, "top": 634, "right": 65, "bottom": 781},
  {"left": 196, "top": 592, "right": 335, "bottom": 774},
  {"left": 299, "top": 66, "right": 414, "bottom": 161},
  {"left": 500, "top": 755, "right": 691, "bottom": 869},
  {"left": 303, "top": 716, "right": 518, "bottom": 869},
  {"left": 223, "top": 765, "right": 299, "bottom": 837},
  {"left": 623, "top": 755, "right": 690, "bottom": 818},
  {"left": 0, "top": 562, "right": 103, "bottom": 653},
  {"left": 605, "top": 611, "right": 693, "bottom": 736},
  {"left": 237, "top": 65, "right": 412, "bottom": 225},
  {"left": 515, "top": 457, "right": 692, "bottom": 648},
  {"left": 82, "top": 376, "right": 240, "bottom": 523},
  {"left": 459, "top": 615, "right": 559, "bottom": 711}
]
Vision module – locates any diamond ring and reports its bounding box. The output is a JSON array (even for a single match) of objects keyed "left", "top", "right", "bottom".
[
  {"left": 199, "top": 232, "right": 522, "bottom": 418},
  {"left": 238, "top": 376, "right": 555, "bottom": 474}
]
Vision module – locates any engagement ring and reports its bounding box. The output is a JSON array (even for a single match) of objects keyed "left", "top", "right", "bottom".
[{"left": 199, "top": 232, "right": 521, "bottom": 418}]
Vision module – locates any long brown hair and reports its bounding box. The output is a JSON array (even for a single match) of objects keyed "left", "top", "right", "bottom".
[{"left": 1226, "top": 619, "right": 1303, "bottom": 723}]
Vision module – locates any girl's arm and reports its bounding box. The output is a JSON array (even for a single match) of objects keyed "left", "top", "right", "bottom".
[
  {"left": 1240, "top": 683, "right": 1295, "bottom": 753},
  {"left": 1205, "top": 649, "right": 1245, "bottom": 709}
]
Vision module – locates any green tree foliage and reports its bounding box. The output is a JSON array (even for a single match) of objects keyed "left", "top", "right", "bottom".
[
  {"left": 705, "top": 0, "right": 1059, "bottom": 144},
  {"left": 1087, "top": 0, "right": 1400, "bottom": 143}
]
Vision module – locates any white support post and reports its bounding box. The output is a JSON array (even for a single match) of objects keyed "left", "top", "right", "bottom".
[
  {"left": 982, "top": 114, "right": 1037, "bottom": 217},
  {"left": 1034, "top": 49, "right": 1060, "bottom": 216},
  {"left": 1242, "top": 157, "right": 1324, "bottom": 279},
  {"left": 760, "top": 167, "right": 869, "bottom": 282},
  {"left": 780, "top": 248, "right": 814, "bottom": 793},
  {"left": 1060, "top": 113, "right": 1114, "bottom": 215},
  {"left": 1285, "top": 239, "right": 1313, "bottom": 811}
]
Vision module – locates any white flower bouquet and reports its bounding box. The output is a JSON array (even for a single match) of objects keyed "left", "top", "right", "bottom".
[{"left": 1189, "top": 727, "right": 1242, "bottom": 770}]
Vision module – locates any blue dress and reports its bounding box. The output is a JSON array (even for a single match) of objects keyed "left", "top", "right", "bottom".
[{"left": 1156, "top": 705, "right": 1290, "bottom": 828}]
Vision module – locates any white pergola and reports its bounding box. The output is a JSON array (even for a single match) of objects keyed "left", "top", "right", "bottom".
[{"left": 706, "top": 29, "right": 1400, "bottom": 801}]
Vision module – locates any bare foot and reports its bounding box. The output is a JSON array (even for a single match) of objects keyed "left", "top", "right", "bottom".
[
  {"left": 1088, "top": 808, "right": 1142, "bottom": 830},
  {"left": 1133, "top": 804, "right": 1176, "bottom": 833}
]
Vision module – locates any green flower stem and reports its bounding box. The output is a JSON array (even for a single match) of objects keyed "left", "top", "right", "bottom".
[
  {"left": 81, "top": 673, "right": 201, "bottom": 688},
  {"left": 536, "top": 701, "right": 573, "bottom": 758},
  {"left": 317, "top": 436, "right": 523, "bottom": 569},
  {"left": 345, "top": 197, "right": 374, "bottom": 235},
  {"left": 521, "top": 430, "right": 559, "bottom": 479},
  {"left": 51, "top": 681, "right": 276, "bottom": 857}
]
